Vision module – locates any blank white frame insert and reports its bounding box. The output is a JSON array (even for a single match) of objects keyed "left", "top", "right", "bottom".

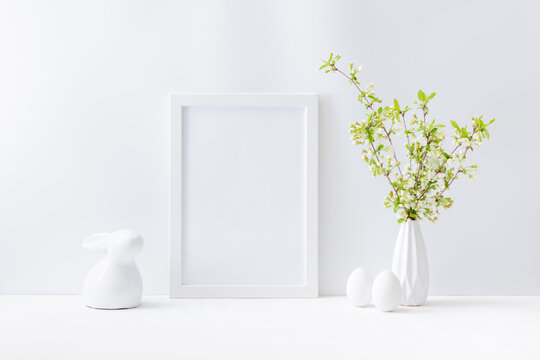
[{"left": 170, "top": 94, "right": 318, "bottom": 298}]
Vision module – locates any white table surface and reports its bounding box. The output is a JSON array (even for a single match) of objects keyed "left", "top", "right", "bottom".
[{"left": 1, "top": 296, "right": 538, "bottom": 360}]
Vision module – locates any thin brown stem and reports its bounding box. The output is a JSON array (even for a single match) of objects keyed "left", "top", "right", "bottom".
[
  {"left": 436, "top": 146, "right": 471, "bottom": 199},
  {"left": 333, "top": 67, "right": 363, "bottom": 95},
  {"left": 416, "top": 123, "right": 478, "bottom": 202},
  {"left": 382, "top": 127, "right": 403, "bottom": 178},
  {"left": 416, "top": 144, "right": 461, "bottom": 201},
  {"left": 437, "top": 170, "right": 461, "bottom": 199},
  {"left": 401, "top": 113, "right": 412, "bottom": 169},
  {"left": 437, "top": 126, "right": 479, "bottom": 198},
  {"left": 335, "top": 62, "right": 400, "bottom": 198},
  {"left": 331, "top": 64, "right": 404, "bottom": 178},
  {"left": 415, "top": 106, "right": 429, "bottom": 183},
  {"left": 369, "top": 141, "right": 399, "bottom": 197},
  {"left": 413, "top": 135, "right": 431, "bottom": 189}
]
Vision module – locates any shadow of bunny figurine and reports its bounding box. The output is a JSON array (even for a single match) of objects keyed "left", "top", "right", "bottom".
[{"left": 82, "top": 229, "right": 143, "bottom": 309}]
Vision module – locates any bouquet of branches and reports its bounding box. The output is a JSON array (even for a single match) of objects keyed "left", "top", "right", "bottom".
[{"left": 320, "top": 53, "right": 494, "bottom": 223}]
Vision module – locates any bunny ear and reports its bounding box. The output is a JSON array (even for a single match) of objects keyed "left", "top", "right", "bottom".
[{"left": 83, "top": 233, "right": 111, "bottom": 250}]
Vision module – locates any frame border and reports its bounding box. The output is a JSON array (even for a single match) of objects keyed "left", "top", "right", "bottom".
[{"left": 170, "top": 94, "right": 318, "bottom": 298}]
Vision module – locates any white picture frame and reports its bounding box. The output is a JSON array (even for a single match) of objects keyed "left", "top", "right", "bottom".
[{"left": 170, "top": 94, "right": 318, "bottom": 298}]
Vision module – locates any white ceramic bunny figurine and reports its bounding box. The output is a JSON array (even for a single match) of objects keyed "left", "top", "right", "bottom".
[{"left": 82, "top": 229, "right": 143, "bottom": 309}]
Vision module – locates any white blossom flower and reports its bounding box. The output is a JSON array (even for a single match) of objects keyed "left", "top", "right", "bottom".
[
  {"left": 366, "top": 82, "right": 374, "bottom": 94},
  {"left": 457, "top": 138, "right": 470, "bottom": 147}
]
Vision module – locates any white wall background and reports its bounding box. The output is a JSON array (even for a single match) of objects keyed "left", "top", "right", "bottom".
[{"left": 0, "top": 0, "right": 539, "bottom": 295}]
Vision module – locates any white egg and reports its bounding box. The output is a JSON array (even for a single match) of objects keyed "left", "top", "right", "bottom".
[
  {"left": 372, "top": 270, "right": 401, "bottom": 312},
  {"left": 346, "top": 267, "right": 373, "bottom": 306}
]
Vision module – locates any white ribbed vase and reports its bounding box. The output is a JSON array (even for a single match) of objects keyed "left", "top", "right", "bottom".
[{"left": 391, "top": 220, "right": 429, "bottom": 306}]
